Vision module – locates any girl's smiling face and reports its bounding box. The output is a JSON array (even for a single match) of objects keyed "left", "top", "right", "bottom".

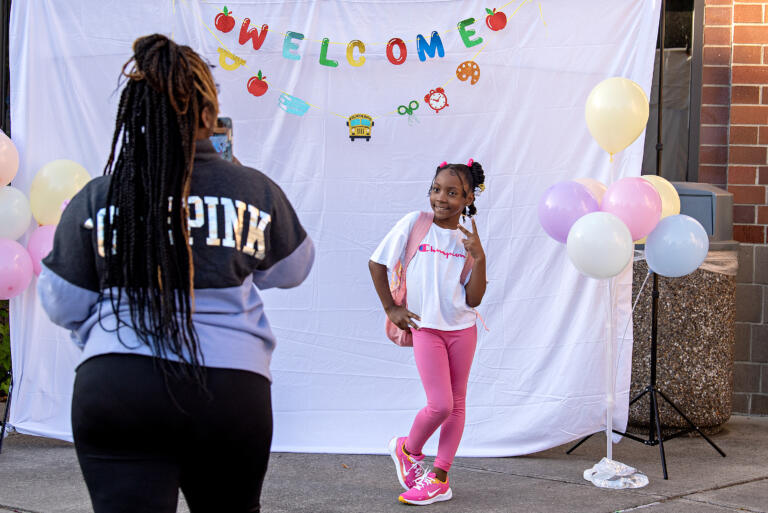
[{"left": 430, "top": 169, "right": 473, "bottom": 228}]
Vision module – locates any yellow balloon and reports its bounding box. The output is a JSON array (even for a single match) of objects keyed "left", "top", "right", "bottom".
[
  {"left": 641, "top": 175, "right": 680, "bottom": 217},
  {"left": 636, "top": 175, "right": 680, "bottom": 244},
  {"left": 573, "top": 178, "right": 607, "bottom": 206},
  {"left": 585, "top": 77, "right": 649, "bottom": 156},
  {"left": 29, "top": 159, "right": 91, "bottom": 225}
]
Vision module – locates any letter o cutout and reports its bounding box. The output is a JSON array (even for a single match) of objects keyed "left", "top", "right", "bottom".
[{"left": 386, "top": 37, "right": 407, "bottom": 65}]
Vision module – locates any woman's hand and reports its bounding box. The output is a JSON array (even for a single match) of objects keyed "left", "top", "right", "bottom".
[{"left": 386, "top": 304, "right": 421, "bottom": 331}]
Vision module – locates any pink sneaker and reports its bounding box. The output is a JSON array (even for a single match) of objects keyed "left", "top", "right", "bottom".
[
  {"left": 398, "top": 472, "right": 452, "bottom": 505},
  {"left": 388, "top": 436, "right": 427, "bottom": 490}
]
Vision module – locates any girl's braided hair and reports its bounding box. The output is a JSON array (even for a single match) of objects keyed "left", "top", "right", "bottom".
[
  {"left": 101, "top": 34, "right": 219, "bottom": 382},
  {"left": 432, "top": 161, "right": 486, "bottom": 217}
]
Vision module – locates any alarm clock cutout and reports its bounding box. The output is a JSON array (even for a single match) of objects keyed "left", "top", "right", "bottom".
[{"left": 424, "top": 87, "right": 449, "bottom": 113}]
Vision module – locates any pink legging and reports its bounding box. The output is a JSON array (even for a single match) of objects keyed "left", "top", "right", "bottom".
[{"left": 404, "top": 325, "right": 477, "bottom": 472}]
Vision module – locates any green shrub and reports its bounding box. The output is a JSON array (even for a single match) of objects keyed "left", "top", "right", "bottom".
[{"left": 0, "top": 300, "right": 9, "bottom": 399}]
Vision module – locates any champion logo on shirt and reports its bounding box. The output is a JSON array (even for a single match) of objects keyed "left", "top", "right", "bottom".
[{"left": 418, "top": 243, "right": 466, "bottom": 259}]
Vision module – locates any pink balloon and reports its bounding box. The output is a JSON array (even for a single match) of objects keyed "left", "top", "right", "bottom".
[
  {"left": 27, "top": 225, "right": 57, "bottom": 276},
  {"left": 0, "top": 238, "right": 33, "bottom": 299},
  {"left": 601, "top": 177, "right": 662, "bottom": 240},
  {"left": 0, "top": 131, "right": 19, "bottom": 187}
]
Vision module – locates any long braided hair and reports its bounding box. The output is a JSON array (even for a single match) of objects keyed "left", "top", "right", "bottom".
[
  {"left": 101, "top": 34, "right": 218, "bottom": 379},
  {"left": 433, "top": 161, "right": 486, "bottom": 217}
]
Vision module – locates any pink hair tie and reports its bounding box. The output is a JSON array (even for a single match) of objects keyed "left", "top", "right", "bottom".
[
  {"left": 439, "top": 161, "right": 447, "bottom": 168},
  {"left": 467, "top": 158, "right": 474, "bottom": 167}
]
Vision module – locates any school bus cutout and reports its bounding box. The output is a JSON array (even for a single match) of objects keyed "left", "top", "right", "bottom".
[{"left": 346, "top": 114, "right": 374, "bottom": 141}]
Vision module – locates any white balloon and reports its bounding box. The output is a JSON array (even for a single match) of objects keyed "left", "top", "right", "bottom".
[
  {"left": 0, "top": 186, "right": 32, "bottom": 241},
  {"left": 566, "top": 212, "right": 633, "bottom": 279}
]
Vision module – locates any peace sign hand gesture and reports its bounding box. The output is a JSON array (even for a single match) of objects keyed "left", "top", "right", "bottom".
[{"left": 458, "top": 217, "right": 485, "bottom": 261}]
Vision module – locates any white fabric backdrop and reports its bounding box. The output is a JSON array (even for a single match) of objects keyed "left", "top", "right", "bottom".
[{"left": 9, "top": 0, "right": 660, "bottom": 456}]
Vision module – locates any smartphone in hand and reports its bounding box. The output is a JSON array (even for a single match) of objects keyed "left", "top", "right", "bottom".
[{"left": 210, "top": 117, "right": 233, "bottom": 161}]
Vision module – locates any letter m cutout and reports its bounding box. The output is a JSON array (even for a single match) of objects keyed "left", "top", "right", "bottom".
[{"left": 416, "top": 31, "right": 445, "bottom": 62}]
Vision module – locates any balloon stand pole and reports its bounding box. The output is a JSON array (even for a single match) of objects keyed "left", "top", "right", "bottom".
[
  {"left": 581, "top": 275, "right": 649, "bottom": 490},
  {"left": 606, "top": 277, "right": 614, "bottom": 463}
]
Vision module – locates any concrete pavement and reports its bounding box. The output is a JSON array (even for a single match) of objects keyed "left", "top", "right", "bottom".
[{"left": 0, "top": 414, "right": 766, "bottom": 512}]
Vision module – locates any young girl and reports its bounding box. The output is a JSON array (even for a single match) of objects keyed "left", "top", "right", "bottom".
[{"left": 368, "top": 160, "right": 487, "bottom": 506}]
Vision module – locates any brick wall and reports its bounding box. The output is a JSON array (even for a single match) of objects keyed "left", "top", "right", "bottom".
[{"left": 701, "top": 0, "right": 768, "bottom": 415}]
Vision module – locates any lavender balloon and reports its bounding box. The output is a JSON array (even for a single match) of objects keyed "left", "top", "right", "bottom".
[{"left": 538, "top": 181, "right": 600, "bottom": 243}]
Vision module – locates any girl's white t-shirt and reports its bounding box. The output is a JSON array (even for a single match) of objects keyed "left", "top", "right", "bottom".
[{"left": 371, "top": 211, "right": 476, "bottom": 331}]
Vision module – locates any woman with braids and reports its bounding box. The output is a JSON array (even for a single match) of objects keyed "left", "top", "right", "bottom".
[
  {"left": 368, "top": 160, "right": 487, "bottom": 506},
  {"left": 37, "top": 34, "right": 314, "bottom": 512}
]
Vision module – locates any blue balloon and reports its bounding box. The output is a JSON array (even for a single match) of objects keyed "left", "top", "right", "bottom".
[{"left": 645, "top": 215, "right": 709, "bottom": 277}]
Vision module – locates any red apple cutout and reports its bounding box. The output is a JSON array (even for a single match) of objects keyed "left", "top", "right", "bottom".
[
  {"left": 215, "top": 6, "right": 235, "bottom": 33},
  {"left": 485, "top": 8, "right": 507, "bottom": 31},
  {"left": 247, "top": 71, "right": 268, "bottom": 97}
]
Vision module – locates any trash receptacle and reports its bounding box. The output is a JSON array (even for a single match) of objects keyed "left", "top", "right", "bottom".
[{"left": 629, "top": 182, "right": 737, "bottom": 435}]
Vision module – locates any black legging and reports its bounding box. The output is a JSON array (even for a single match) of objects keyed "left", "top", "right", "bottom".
[{"left": 71, "top": 354, "right": 272, "bottom": 513}]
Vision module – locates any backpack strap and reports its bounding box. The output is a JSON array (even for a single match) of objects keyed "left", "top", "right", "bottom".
[
  {"left": 403, "top": 211, "right": 434, "bottom": 271},
  {"left": 460, "top": 254, "right": 474, "bottom": 285}
]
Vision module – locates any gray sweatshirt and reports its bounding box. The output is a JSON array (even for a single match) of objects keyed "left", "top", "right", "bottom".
[{"left": 37, "top": 139, "right": 315, "bottom": 381}]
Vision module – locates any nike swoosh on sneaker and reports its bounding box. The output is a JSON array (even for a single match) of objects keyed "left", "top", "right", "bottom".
[{"left": 427, "top": 489, "right": 441, "bottom": 498}]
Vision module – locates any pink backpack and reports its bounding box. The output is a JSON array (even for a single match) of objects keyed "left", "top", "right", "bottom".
[{"left": 386, "top": 211, "right": 475, "bottom": 347}]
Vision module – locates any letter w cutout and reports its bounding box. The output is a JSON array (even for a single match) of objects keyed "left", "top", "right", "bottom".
[{"left": 240, "top": 19, "right": 269, "bottom": 50}]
